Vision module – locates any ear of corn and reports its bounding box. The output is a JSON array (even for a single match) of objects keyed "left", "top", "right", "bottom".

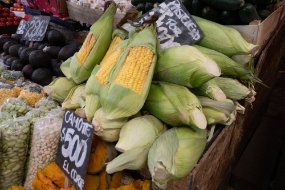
[
  {"left": 192, "top": 79, "right": 227, "bottom": 101},
  {"left": 194, "top": 45, "right": 262, "bottom": 83},
  {"left": 156, "top": 45, "right": 221, "bottom": 88},
  {"left": 231, "top": 54, "right": 252, "bottom": 66},
  {"left": 198, "top": 96, "right": 235, "bottom": 115},
  {"left": 44, "top": 77, "right": 77, "bottom": 102},
  {"left": 100, "top": 25, "right": 158, "bottom": 120},
  {"left": 144, "top": 82, "right": 207, "bottom": 129},
  {"left": 202, "top": 107, "right": 235, "bottom": 125},
  {"left": 60, "top": 3, "right": 117, "bottom": 84},
  {"left": 62, "top": 84, "right": 86, "bottom": 109},
  {"left": 213, "top": 77, "right": 256, "bottom": 102},
  {"left": 193, "top": 16, "right": 257, "bottom": 56},
  {"left": 85, "top": 36, "right": 129, "bottom": 122}
]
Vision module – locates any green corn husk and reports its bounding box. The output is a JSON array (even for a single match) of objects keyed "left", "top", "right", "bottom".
[
  {"left": 156, "top": 45, "right": 221, "bottom": 88},
  {"left": 194, "top": 45, "right": 262, "bottom": 83},
  {"left": 92, "top": 108, "right": 127, "bottom": 142},
  {"left": 44, "top": 77, "right": 77, "bottom": 102},
  {"left": 213, "top": 77, "right": 256, "bottom": 102},
  {"left": 145, "top": 82, "right": 207, "bottom": 129},
  {"left": 231, "top": 54, "right": 253, "bottom": 66},
  {"left": 193, "top": 16, "right": 258, "bottom": 56},
  {"left": 106, "top": 115, "right": 166, "bottom": 174},
  {"left": 148, "top": 127, "right": 207, "bottom": 189},
  {"left": 100, "top": 25, "right": 158, "bottom": 120},
  {"left": 60, "top": 3, "right": 117, "bottom": 84},
  {"left": 62, "top": 84, "right": 86, "bottom": 109},
  {"left": 192, "top": 79, "right": 227, "bottom": 101},
  {"left": 198, "top": 96, "right": 236, "bottom": 125},
  {"left": 85, "top": 37, "right": 129, "bottom": 122}
]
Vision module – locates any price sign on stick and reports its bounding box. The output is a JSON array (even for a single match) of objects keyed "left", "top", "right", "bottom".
[
  {"left": 129, "top": 0, "right": 203, "bottom": 49},
  {"left": 56, "top": 110, "right": 94, "bottom": 190},
  {"left": 22, "top": 16, "right": 50, "bottom": 41}
]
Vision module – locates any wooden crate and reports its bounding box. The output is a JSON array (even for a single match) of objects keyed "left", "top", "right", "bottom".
[{"left": 166, "top": 6, "right": 285, "bottom": 190}]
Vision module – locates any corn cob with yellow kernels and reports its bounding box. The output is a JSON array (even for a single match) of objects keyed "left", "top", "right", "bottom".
[{"left": 60, "top": 3, "right": 117, "bottom": 84}]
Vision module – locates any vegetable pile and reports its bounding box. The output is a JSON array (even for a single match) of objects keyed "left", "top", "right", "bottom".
[{"left": 0, "top": 1, "right": 263, "bottom": 190}]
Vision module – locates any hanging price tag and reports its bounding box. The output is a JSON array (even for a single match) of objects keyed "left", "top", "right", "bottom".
[
  {"left": 130, "top": 0, "right": 203, "bottom": 49},
  {"left": 56, "top": 110, "right": 94, "bottom": 190},
  {"left": 22, "top": 15, "right": 50, "bottom": 41},
  {"left": 16, "top": 20, "right": 28, "bottom": 34}
]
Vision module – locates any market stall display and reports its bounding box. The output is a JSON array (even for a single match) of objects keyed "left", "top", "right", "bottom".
[{"left": 0, "top": 0, "right": 283, "bottom": 189}]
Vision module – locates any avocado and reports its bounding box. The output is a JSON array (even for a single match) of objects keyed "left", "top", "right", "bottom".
[
  {"left": 51, "top": 59, "right": 64, "bottom": 77},
  {"left": 32, "top": 42, "right": 42, "bottom": 49},
  {"left": 3, "top": 41, "right": 18, "bottom": 54},
  {"left": 3, "top": 55, "right": 13, "bottom": 68},
  {"left": 219, "top": 10, "right": 240, "bottom": 25},
  {"left": 200, "top": 0, "right": 245, "bottom": 11},
  {"left": 5, "top": 57, "right": 18, "bottom": 69},
  {"left": 43, "top": 46, "right": 62, "bottom": 58},
  {"left": 11, "top": 34, "right": 22, "bottom": 41},
  {"left": 38, "top": 43, "right": 49, "bottom": 50},
  {"left": 29, "top": 50, "right": 51, "bottom": 68},
  {"left": 18, "top": 46, "right": 27, "bottom": 57},
  {"left": 201, "top": 6, "right": 219, "bottom": 22},
  {"left": 9, "top": 44, "right": 23, "bottom": 57},
  {"left": 20, "top": 48, "right": 37, "bottom": 65},
  {"left": 239, "top": 3, "right": 261, "bottom": 24},
  {"left": 11, "top": 59, "right": 24, "bottom": 71},
  {"left": 19, "top": 39, "right": 26, "bottom": 45},
  {"left": 31, "top": 68, "right": 53, "bottom": 86},
  {"left": 58, "top": 44, "right": 79, "bottom": 61},
  {"left": 25, "top": 41, "right": 30, "bottom": 47},
  {"left": 22, "top": 64, "right": 34, "bottom": 79},
  {"left": 47, "top": 30, "right": 65, "bottom": 46},
  {"left": 0, "top": 37, "right": 13, "bottom": 52}
]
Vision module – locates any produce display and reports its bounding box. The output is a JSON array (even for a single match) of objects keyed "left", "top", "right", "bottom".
[
  {"left": 0, "top": 3, "right": 23, "bottom": 27},
  {"left": 0, "top": 0, "right": 269, "bottom": 189}
]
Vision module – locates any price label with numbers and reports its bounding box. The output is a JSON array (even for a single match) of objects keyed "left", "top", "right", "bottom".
[
  {"left": 130, "top": 0, "right": 203, "bottom": 49},
  {"left": 56, "top": 110, "right": 94, "bottom": 190},
  {"left": 22, "top": 16, "right": 50, "bottom": 41},
  {"left": 16, "top": 20, "right": 28, "bottom": 35}
]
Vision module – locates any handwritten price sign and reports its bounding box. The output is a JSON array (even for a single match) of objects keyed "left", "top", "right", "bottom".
[
  {"left": 56, "top": 110, "right": 94, "bottom": 190},
  {"left": 22, "top": 16, "right": 50, "bottom": 41},
  {"left": 132, "top": 0, "right": 203, "bottom": 49}
]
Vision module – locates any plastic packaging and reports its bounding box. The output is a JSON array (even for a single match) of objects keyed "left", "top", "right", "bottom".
[
  {"left": 0, "top": 98, "right": 31, "bottom": 117},
  {"left": 0, "top": 117, "right": 31, "bottom": 189},
  {"left": 18, "top": 84, "right": 45, "bottom": 107},
  {"left": 35, "top": 97, "right": 59, "bottom": 111},
  {"left": 0, "top": 82, "right": 18, "bottom": 106},
  {"left": 24, "top": 109, "right": 64, "bottom": 190}
]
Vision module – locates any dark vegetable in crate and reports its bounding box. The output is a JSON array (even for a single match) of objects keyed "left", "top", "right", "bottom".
[
  {"left": 51, "top": 59, "right": 64, "bottom": 77},
  {"left": 47, "top": 30, "right": 65, "bottom": 46},
  {"left": 11, "top": 59, "right": 24, "bottom": 71},
  {"left": 5, "top": 57, "right": 18, "bottom": 69},
  {"left": 258, "top": 9, "right": 271, "bottom": 19},
  {"left": 200, "top": 0, "right": 245, "bottom": 10},
  {"left": 190, "top": 0, "right": 203, "bottom": 17},
  {"left": 9, "top": 44, "right": 22, "bottom": 57},
  {"left": 32, "top": 42, "right": 41, "bottom": 49},
  {"left": 3, "top": 41, "right": 18, "bottom": 54},
  {"left": 58, "top": 44, "right": 79, "bottom": 61},
  {"left": 18, "top": 46, "right": 27, "bottom": 57},
  {"left": 201, "top": 6, "right": 219, "bottom": 22},
  {"left": 38, "top": 43, "right": 49, "bottom": 50},
  {"left": 239, "top": 3, "right": 261, "bottom": 24},
  {"left": 0, "top": 37, "right": 13, "bottom": 52},
  {"left": 22, "top": 64, "right": 34, "bottom": 79},
  {"left": 43, "top": 46, "right": 61, "bottom": 58},
  {"left": 31, "top": 68, "right": 53, "bottom": 86},
  {"left": 20, "top": 48, "right": 37, "bottom": 65},
  {"left": 29, "top": 50, "right": 51, "bottom": 69},
  {"left": 219, "top": 10, "right": 240, "bottom": 25}
]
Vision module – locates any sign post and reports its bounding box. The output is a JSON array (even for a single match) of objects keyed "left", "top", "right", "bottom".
[
  {"left": 22, "top": 15, "right": 50, "bottom": 41},
  {"left": 56, "top": 110, "right": 94, "bottom": 190}
]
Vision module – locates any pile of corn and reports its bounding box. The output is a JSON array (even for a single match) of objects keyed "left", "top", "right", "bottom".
[{"left": 30, "top": 4, "right": 262, "bottom": 190}]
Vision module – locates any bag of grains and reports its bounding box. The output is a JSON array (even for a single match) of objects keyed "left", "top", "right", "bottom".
[
  {"left": 0, "top": 117, "right": 31, "bottom": 189},
  {"left": 35, "top": 96, "right": 59, "bottom": 111},
  {"left": 24, "top": 108, "right": 64, "bottom": 190},
  {"left": 18, "top": 84, "right": 46, "bottom": 107},
  {"left": 0, "top": 97, "right": 31, "bottom": 117},
  {"left": 0, "top": 82, "right": 18, "bottom": 106}
]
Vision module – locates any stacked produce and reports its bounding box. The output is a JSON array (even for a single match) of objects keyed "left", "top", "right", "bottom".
[
  {"left": 183, "top": 0, "right": 277, "bottom": 24},
  {"left": 0, "top": 4, "right": 23, "bottom": 27},
  {"left": 0, "top": 29, "right": 80, "bottom": 86},
  {"left": 0, "top": 1, "right": 261, "bottom": 189}
]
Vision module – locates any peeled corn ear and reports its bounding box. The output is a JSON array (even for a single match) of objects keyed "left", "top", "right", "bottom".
[
  {"left": 60, "top": 3, "right": 117, "bottom": 84},
  {"left": 100, "top": 25, "right": 158, "bottom": 120},
  {"left": 156, "top": 45, "right": 221, "bottom": 88},
  {"left": 145, "top": 82, "right": 207, "bottom": 129},
  {"left": 193, "top": 16, "right": 257, "bottom": 56}
]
